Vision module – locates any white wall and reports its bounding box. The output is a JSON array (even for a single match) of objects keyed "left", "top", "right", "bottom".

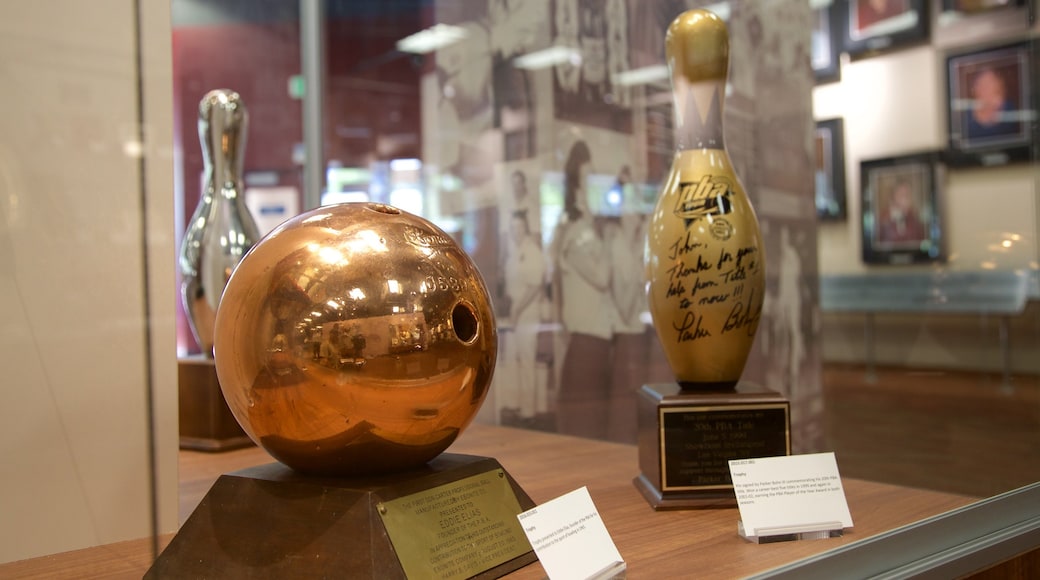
[
  {"left": 812, "top": 16, "right": 1039, "bottom": 373},
  {"left": 0, "top": 0, "right": 177, "bottom": 563}
]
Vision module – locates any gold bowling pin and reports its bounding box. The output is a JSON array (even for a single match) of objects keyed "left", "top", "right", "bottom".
[{"left": 647, "top": 10, "right": 765, "bottom": 389}]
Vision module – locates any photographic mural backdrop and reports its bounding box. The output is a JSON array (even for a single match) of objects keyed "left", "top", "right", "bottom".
[{"left": 422, "top": 0, "right": 822, "bottom": 452}]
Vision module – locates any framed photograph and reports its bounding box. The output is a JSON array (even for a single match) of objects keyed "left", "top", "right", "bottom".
[
  {"left": 840, "top": 0, "right": 930, "bottom": 57},
  {"left": 933, "top": 0, "right": 1031, "bottom": 49},
  {"left": 812, "top": 2, "right": 842, "bottom": 83},
  {"left": 946, "top": 41, "right": 1038, "bottom": 167},
  {"left": 860, "top": 152, "right": 944, "bottom": 265},
  {"left": 815, "top": 118, "right": 847, "bottom": 220}
]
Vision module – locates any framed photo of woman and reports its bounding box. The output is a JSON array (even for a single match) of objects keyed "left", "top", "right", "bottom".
[
  {"left": 860, "top": 152, "right": 944, "bottom": 265},
  {"left": 946, "top": 41, "right": 1038, "bottom": 167}
]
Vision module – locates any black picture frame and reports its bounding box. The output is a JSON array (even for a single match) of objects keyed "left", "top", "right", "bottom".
[
  {"left": 812, "top": 2, "right": 842, "bottom": 83},
  {"left": 860, "top": 152, "right": 944, "bottom": 265},
  {"left": 933, "top": 0, "right": 1032, "bottom": 49},
  {"left": 945, "top": 40, "right": 1038, "bottom": 167},
  {"left": 815, "top": 118, "right": 847, "bottom": 220},
  {"left": 840, "top": 0, "right": 930, "bottom": 58},
  {"left": 940, "top": 0, "right": 1027, "bottom": 14}
]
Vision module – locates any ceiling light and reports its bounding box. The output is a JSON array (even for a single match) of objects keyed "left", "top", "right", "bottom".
[
  {"left": 514, "top": 46, "right": 582, "bottom": 70},
  {"left": 612, "top": 65, "right": 669, "bottom": 86},
  {"left": 396, "top": 24, "right": 468, "bottom": 55}
]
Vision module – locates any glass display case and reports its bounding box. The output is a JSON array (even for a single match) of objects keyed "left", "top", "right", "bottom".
[{"left": 0, "top": 0, "right": 1036, "bottom": 575}]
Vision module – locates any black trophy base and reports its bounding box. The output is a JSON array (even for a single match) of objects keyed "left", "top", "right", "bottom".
[
  {"left": 635, "top": 382, "right": 791, "bottom": 511},
  {"left": 145, "top": 453, "right": 537, "bottom": 579},
  {"left": 178, "top": 355, "right": 253, "bottom": 451}
]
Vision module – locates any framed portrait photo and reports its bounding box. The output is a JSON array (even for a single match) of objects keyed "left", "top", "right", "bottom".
[
  {"left": 840, "top": 0, "right": 930, "bottom": 57},
  {"left": 946, "top": 41, "right": 1038, "bottom": 167},
  {"left": 812, "top": 2, "right": 842, "bottom": 83},
  {"left": 860, "top": 152, "right": 944, "bottom": 265},
  {"left": 815, "top": 118, "right": 847, "bottom": 220}
]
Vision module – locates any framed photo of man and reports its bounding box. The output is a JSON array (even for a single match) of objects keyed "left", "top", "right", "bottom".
[
  {"left": 840, "top": 0, "right": 930, "bottom": 57},
  {"left": 946, "top": 41, "right": 1038, "bottom": 167},
  {"left": 815, "top": 118, "right": 847, "bottom": 220},
  {"left": 860, "top": 152, "right": 944, "bottom": 265}
]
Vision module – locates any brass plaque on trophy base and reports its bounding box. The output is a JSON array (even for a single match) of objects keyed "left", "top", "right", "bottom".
[
  {"left": 634, "top": 382, "right": 790, "bottom": 510},
  {"left": 145, "top": 454, "right": 537, "bottom": 579},
  {"left": 379, "top": 471, "right": 531, "bottom": 579}
]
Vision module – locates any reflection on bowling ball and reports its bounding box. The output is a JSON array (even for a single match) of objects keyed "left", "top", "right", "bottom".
[{"left": 213, "top": 202, "right": 497, "bottom": 475}]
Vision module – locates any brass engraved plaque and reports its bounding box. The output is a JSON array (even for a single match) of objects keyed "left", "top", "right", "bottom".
[
  {"left": 378, "top": 470, "right": 532, "bottom": 580},
  {"left": 660, "top": 403, "right": 790, "bottom": 492}
]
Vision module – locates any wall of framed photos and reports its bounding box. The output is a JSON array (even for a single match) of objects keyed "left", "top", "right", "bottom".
[{"left": 811, "top": 0, "right": 1039, "bottom": 373}]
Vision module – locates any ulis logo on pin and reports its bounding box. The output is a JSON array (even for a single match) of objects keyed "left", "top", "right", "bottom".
[{"left": 673, "top": 175, "right": 734, "bottom": 220}]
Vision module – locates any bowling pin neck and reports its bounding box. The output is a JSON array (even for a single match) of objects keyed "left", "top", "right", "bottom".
[
  {"left": 666, "top": 9, "right": 729, "bottom": 152},
  {"left": 671, "top": 78, "right": 726, "bottom": 151},
  {"left": 204, "top": 137, "right": 246, "bottom": 194},
  {"left": 198, "top": 89, "right": 248, "bottom": 194}
]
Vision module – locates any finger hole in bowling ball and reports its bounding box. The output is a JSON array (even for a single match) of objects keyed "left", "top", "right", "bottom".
[
  {"left": 365, "top": 202, "right": 401, "bottom": 215},
  {"left": 451, "top": 301, "right": 479, "bottom": 344}
]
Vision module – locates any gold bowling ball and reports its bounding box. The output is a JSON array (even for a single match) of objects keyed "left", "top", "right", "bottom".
[{"left": 213, "top": 202, "right": 497, "bottom": 475}]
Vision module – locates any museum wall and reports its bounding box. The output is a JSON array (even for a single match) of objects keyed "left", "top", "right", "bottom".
[
  {"left": 813, "top": 2, "right": 1040, "bottom": 374},
  {"left": 0, "top": 0, "right": 178, "bottom": 563}
]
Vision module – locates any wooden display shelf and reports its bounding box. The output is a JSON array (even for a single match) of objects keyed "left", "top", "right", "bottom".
[{"left": 0, "top": 424, "right": 979, "bottom": 578}]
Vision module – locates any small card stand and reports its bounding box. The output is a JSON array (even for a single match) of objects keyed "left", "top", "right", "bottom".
[
  {"left": 634, "top": 382, "right": 791, "bottom": 510},
  {"left": 730, "top": 452, "right": 853, "bottom": 546},
  {"left": 588, "top": 561, "right": 628, "bottom": 579},
  {"left": 146, "top": 453, "right": 537, "bottom": 579},
  {"left": 738, "top": 521, "right": 844, "bottom": 544},
  {"left": 517, "top": 486, "right": 624, "bottom": 578},
  {"left": 178, "top": 355, "right": 252, "bottom": 451}
]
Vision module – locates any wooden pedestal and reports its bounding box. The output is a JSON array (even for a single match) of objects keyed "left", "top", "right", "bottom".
[
  {"left": 635, "top": 382, "right": 791, "bottom": 510},
  {"left": 178, "top": 355, "right": 252, "bottom": 451},
  {"left": 145, "top": 453, "right": 537, "bottom": 579}
]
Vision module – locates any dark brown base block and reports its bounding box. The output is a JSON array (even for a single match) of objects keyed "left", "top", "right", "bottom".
[
  {"left": 635, "top": 382, "right": 791, "bottom": 511},
  {"left": 145, "top": 454, "right": 538, "bottom": 579},
  {"left": 178, "top": 355, "right": 253, "bottom": 451},
  {"left": 633, "top": 473, "right": 743, "bottom": 510}
]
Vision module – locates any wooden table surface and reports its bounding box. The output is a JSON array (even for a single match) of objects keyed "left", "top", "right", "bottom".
[{"left": 0, "top": 423, "right": 976, "bottom": 579}]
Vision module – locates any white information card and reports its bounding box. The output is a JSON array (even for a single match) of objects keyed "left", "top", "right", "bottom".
[
  {"left": 728, "top": 452, "right": 854, "bottom": 543},
  {"left": 517, "top": 487, "right": 625, "bottom": 580}
]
